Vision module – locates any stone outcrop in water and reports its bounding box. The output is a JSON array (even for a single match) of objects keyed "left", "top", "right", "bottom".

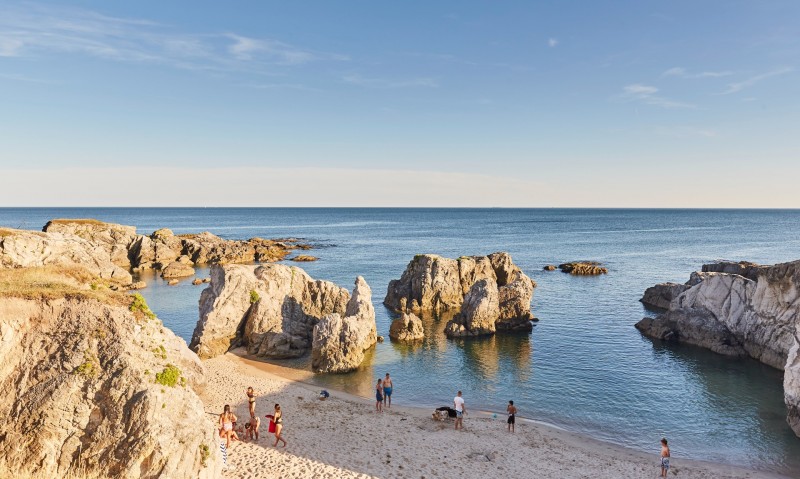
[
  {"left": 385, "top": 252, "right": 535, "bottom": 336},
  {"left": 558, "top": 261, "right": 608, "bottom": 275},
  {"left": 0, "top": 267, "right": 221, "bottom": 478},
  {"left": 389, "top": 313, "right": 425, "bottom": 341},
  {"left": 311, "top": 277, "right": 378, "bottom": 373},
  {"left": 191, "top": 264, "right": 374, "bottom": 370},
  {"left": 640, "top": 282, "right": 691, "bottom": 310},
  {"left": 0, "top": 227, "right": 133, "bottom": 285},
  {"left": 161, "top": 261, "right": 196, "bottom": 279}
]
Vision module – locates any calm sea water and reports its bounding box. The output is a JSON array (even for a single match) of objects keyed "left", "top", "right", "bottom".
[{"left": 3, "top": 208, "right": 800, "bottom": 474}]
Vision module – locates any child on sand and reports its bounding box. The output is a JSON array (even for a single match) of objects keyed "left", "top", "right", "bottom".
[
  {"left": 375, "top": 378, "right": 384, "bottom": 413},
  {"left": 660, "top": 438, "right": 670, "bottom": 477},
  {"left": 507, "top": 400, "right": 517, "bottom": 433},
  {"left": 245, "top": 415, "right": 260, "bottom": 441}
]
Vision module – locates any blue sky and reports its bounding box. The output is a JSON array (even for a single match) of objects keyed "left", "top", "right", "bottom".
[{"left": 1, "top": 1, "right": 798, "bottom": 207}]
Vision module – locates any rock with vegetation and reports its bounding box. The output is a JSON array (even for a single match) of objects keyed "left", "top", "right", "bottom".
[
  {"left": 191, "top": 264, "right": 351, "bottom": 360},
  {"left": 558, "top": 261, "right": 608, "bottom": 275},
  {"left": 311, "top": 277, "right": 378, "bottom": 373},
  {"left": 0, "top": 266, "right": 221, "bottom": 478},
  {"left": 161, "top": 261, "right": 196, "bottom": 279},
  {"left": 0, "top": 227, "right": 132, "bottom": 285},
  {"left": 43, "top": 219, "right": 138, "bottom": 268},
  {"left": 389, "top": 312, "right": 425, "bottom": 341}
]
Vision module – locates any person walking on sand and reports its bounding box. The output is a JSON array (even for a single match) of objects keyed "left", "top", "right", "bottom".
[
  {"left": 660, "top": 438, "right": 670, "bottom": 477},
  {"left": 218, "top": 404, "right": 238, "bottom": 449},
  {"left": 507, "top": 400, "right": 517, "bottom": 433},
  {"left": 453, "top": 391, "right": 466, "bottom": 430},
  {"left": 375, "top": 378, "right": 384, "bottom": 413},
  {"left": 272, "top": 404, "right": 287, "bottom": 447},
  {"left": 383, "top": 373, "right": 393, "bottom": 408},
  {"left": 246, "top": 386, "right": 256, "bottom": 417}
]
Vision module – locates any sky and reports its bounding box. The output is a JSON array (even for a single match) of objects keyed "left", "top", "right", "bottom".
[{"left": 1, "top": 1, "right": 798, "bottom": 207}]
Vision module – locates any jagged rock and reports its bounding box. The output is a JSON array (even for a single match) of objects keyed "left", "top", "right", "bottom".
[
  {"left": 637, "top": 260, "right": 799, "bottom": 370},
  {"left": 130, "top": 229, "right": 183, "bottom": 269},
  {"left": 191, "top": 264, "right": 349, "bottom": 360},
  {"left": 0, "top": 227, "right": 132, "bottom": 284},
  {"left": 311, "top": 277, "right": 378, "bottom": 373},
  {"left": 559, "top": 261, "right": 608, "bottom": 275},
  {"left": 640, "top": 282, "right": 690, "bottom": 310},
  {"left": 161, "top": 261, "right": 196, "bottom": 279},
  {"left": 291, "top": 255, "right": 318, "bottom": 262},
  {"left": 167, "top": 279, "right": 179, "bottom": 286},
  {"left": 785, "top": 323, "right": 800, "bottom": 437},
  {"left": 43, "top": 219, "right": 138, "bottom": 268},
  {"left": 389, "top": 313, "right": 425, "bottom": 341},
  {"left": 496, "top": 272, "right": 536, "bottom": 331},
  {"left": 0, "top": 273, "right": 221, "bottom": 478},
  {"left": 445, "top": 280, "right": 500, "bottom": 337},
  {"left": 128, "top": 281, "right": 147, "bottom": 290},
  {"left": 543, "top": 265, "right": 557, "bottom": 271},
  {"left": 192, "top": 278, "right": 203, "bottom": 285},
  {"left": 183, "top": 232, "right": 255, "bottom": 265},
  {"left": 702, "top": 260, "right": 762, "bottom": 281}
]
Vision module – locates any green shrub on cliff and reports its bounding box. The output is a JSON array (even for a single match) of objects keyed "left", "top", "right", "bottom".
[
  {"left": 249, "top": 290, "right": 260, "bottom": 304},
  {"left": 155, "top": 364, "right": 181, "bottom": 387},
  {"left": 129, "top": 293, "right": 156, "bottom": 320}
]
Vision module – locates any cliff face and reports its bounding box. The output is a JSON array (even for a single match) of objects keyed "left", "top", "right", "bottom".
[
  {"left": 637, "top": 260, "right": 800, "bottom": 439},
  {"left": 191, "top": 264, "right": 375, "bottom": 371},
  {"left": 0, "top": 274, "right": 221, "bottom": 478}
]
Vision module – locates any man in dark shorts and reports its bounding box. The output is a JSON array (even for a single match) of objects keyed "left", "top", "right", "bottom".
[{"left": 507, "top": 400, "right": 517, "bottom": 432}]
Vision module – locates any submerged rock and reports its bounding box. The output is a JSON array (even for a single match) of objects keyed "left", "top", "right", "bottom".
[
  {"left": 311, "top": 277, "right": 378, "bottom": 373},
  {"left": 291, "top": 255, "right": 318, "bottom": 262},
  {"left": 543, "top": 265, "right": 557, "bottom": 271},
  {"left": 0, "top": 270, "right": 221, "bottom": 478},
  {"left": 389, "top": 313, "right": 425, "bottom": 341}
]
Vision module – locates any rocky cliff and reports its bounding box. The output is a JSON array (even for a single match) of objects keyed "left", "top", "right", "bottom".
[
  {"left": 385, "top": 252, "right": 535, "bottom": 336},
  {"left": 0, "top": 266, "right": 221, "bottom": 478},
  {"left": 191, "top": 264, "right": 375, "bottom": 372}
]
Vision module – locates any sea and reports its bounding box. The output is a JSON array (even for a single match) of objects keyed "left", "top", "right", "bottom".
[{"left": 2, "top": 208, "right": 799, "bottom": 475}]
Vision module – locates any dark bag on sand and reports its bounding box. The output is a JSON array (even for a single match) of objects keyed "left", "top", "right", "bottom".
[{"left": 436, "top": 406, "right": 457, "bottom": 418}]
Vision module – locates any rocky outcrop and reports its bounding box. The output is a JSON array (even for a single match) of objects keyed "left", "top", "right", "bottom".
[
  {"left": 43, "top": 219, "right": 138, "bottom": 268},
  {"left": 389, "top": 313, "right": 425, "bottom": 341},
  {"left": 785, "top": 323, "right": 800, "bottom": 437},
  {"left": 291, "top": 255, "right": 318, "bottom": 262},
  {"left": 161, "top": 261, "right": 196, "bottom": 279},
  {"left": 0, "top": 227, "right": 132, "bottom": 284},
  {"left": 558, "top": 261, "right": 608, "bottom": 275},
  {"left": 636, "top": 260, "right": 800, "bottom": 370},
  {"left": 311, "top": 277, "right": 378, "bottom": 373},
  {"left": 0, "top": 270, "right": 221, "bottom": 478},
  {"left": 543, "top": 265, "right": 557, "bottom": 271},
  {"left": 444, "top": 279, "right": 501, "bottom": 337},
  {"left": 701, "top": 260, "right": 762, "bottom": 281},
  {"left": 640, "top": 282, "right": 690, "bottom": 310},
  {"left": 191, "top": 264, "right": 353, "bottom": 361}
]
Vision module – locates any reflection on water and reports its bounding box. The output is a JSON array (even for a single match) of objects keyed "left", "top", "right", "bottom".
[{"left": 3, "top": 207, "right": 799, "bottom": 474}]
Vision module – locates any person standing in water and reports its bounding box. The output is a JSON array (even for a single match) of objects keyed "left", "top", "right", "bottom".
[
  {"left": 507, "top": 400, "right": 517, "bottom": 433},
  {"left": 383, "top": 373, "right": 393, "bottom": 408},
  {"left": 453, "top": 391, "right": 466, "bottom": 430},
  {"left": 660, "top": 438, "right": 670, "bottom": 477},
  {"left": 375, "top": 378, "right": 384, "bottom": 413},
  {"left": 272, "top": 404, "right": 286, "bottom": 447}
]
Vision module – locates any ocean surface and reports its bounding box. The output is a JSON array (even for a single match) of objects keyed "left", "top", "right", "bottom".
[{"left": 2, "top": 208, "right": 799, "bottom": 474}]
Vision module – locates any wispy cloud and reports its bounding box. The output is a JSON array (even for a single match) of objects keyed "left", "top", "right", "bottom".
[
  {"left": 0, "top": 72, "right": 56, "bottom": 84},
  {"left": 548, "top": 38, "right": 558, "bottom": 48},
  {"left": 662, "top": 67, "right": 733, "bottom": 78},
  {"left": 342, "top": 74, "right": 439, "bottom": 89},
  {"left": 0, "top": 3, "right": 346, "bottom": 73},
  {"left": 620, "top": 83, "right": 695, "bottom": 109},
  {"left": 719, "top": 68, "right": 793, "bottom": 95}
]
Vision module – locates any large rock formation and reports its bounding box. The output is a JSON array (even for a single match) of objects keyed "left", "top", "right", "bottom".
[
  {"left": 311, "top": 277, "right": 378, "bottom": 373},
  {"left": 0, "top": 267, "right": 221, "bottom": 478},
  {"left": 385, "top": 252, "right": 535, "bottom": 336},
  {"left": 389, "top": 313, "right": 425, "bottom": 341},
  {"left": 191, "top": 264, "right": 371, "bottom": 366},
  {"left": 636, "top": 260, "right": 800, "bottom": 370},
  {"left": 785, "top": 323, "right": 800, "bottom": 437},
  {"left": 0, "top": 227, "right": 132, "bottom": 284},
  {"left": 43, "top": 219, "right": 138, "bottom": 268}
]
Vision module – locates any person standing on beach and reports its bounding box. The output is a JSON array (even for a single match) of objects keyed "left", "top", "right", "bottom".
[
  {"left": 272, "top": 404, "right": 287, "bottom": 447},
  {"left": 660, "top": 438, "right": 670, "bottom": 477},
  {"left": 453, "top": 391, "right": 466, "bottom": 430},
  {"left": 507, "top": 400, "right": 517, "bottom": 433},
  {"left": 246, "top": 386, "right": 256, "bottom": 417},
  {"left": 383, "top": 373, "right": 393, "bottom": 408},
  {"left": 375, "top": 378, "right": 384, "bottom": 413}
]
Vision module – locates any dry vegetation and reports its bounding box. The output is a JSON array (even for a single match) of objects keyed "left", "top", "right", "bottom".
[
  {"left": 0, "top": 227, "right": 45, "bottom": 238},
  {"left": 47, "top": 218, "right": 106, "bottom": 226},
  {"left": 0, "top": 265, "right": 126, "bottom": 304}
]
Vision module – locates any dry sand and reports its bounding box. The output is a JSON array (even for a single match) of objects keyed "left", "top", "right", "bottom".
[{"left": 201, "top": 351, "right": 788, "bottom": 479}]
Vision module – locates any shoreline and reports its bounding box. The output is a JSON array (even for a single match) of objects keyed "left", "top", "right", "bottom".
[{"left": 202, "top": 350, "right": 790, "bottom": 479}]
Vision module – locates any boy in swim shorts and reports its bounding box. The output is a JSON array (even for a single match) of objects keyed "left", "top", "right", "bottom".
[
  {"left": 660, "top": 438, "right": 670, "bottom": 477},
  {"left": 383, "top": 373, "right": 393, "bottom": 408}
]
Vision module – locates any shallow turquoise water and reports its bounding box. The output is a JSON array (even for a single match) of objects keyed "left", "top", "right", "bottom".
[{"left": 2, "top": 208, "right": 799, "bottom": 474}]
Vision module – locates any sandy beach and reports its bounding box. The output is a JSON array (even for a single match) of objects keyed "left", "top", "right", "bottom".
[{"left": 201, "top": 350, "right": 788, "bottom": 479}]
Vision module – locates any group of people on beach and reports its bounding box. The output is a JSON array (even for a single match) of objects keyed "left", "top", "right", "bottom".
[{"left": 218, "top": 386, "right": 286, "bottom": 451}]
